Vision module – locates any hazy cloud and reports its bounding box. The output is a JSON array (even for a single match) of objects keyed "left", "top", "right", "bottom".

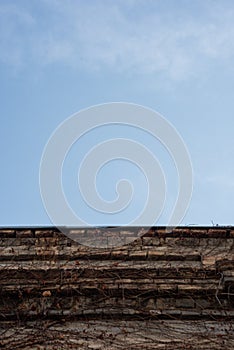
[{"left": 1, "top": 0, "right": 234, "bottom": 79}]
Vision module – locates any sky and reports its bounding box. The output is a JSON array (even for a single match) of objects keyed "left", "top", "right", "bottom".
[{"left": 1, "top": 0, "right": 234, "bottom": 227}]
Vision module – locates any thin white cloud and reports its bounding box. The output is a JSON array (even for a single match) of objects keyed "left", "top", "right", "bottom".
[
  {"left": 206, "top": 173, "right": 234, "bottom": 189},
  {"left": 1, "top": 1, "right": 234, "bottom": 79},
  {"left": 0, "top": 4, "right": 35, "bottom": 66}
]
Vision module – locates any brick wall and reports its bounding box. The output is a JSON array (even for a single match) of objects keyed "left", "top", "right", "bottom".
[{"left": 0, "top": 226, "right": 233, "bottom": 349}]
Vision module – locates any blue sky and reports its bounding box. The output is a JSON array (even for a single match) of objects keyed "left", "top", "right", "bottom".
[{"left": 1, "top": 0, "right": 234, "bottom": 227}]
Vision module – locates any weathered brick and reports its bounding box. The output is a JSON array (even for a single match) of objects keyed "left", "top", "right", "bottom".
[
  {"left": 176, "top": 298, "right": 194, "bottom": 308},
  {"left": 0, "top": 230, "right": 15, "bottom": 238},
  {"left": 129, "top": 250, "right": 147, "bottom": 259},
  {"left": 16, "top": 230, "right": 33, "bottom": 238},
  {"left": 208, "top": 228, "right": 228, "bottom": 237}
]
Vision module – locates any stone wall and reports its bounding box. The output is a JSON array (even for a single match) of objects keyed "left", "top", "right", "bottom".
[{"left": 0, "top": 226, "right": 233, "bottom": 349}]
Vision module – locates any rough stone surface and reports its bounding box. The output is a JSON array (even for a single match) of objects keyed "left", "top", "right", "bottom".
[{"left": 0, "top": 226, "right": 233, "bottom": 349}]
